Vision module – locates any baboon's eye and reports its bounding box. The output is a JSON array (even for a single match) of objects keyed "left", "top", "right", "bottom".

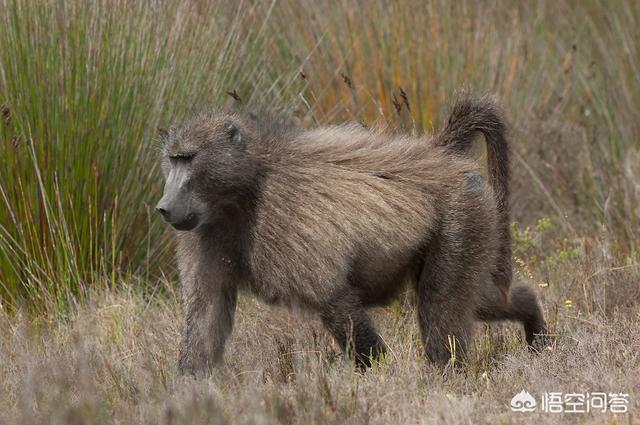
[{"left": 169, "top": 154, "right": 195, "bottom": 164}]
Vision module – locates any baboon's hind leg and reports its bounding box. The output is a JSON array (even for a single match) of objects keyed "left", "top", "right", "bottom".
[
  {"left": 476, "top": 279, "right": 548, "bottom": 349},
  {"left": 416, "top": 246, "right": 480, "bottom": 366},
  {"left": 320, "top": 293, "right": 386, "bottom": 369}
]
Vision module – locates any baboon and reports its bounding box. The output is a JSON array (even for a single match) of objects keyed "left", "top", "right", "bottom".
[{"left": 155, "top": 92, "right": 546, "bottom": 375}]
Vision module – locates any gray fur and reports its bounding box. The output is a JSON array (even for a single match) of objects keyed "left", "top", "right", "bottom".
[{"left": 156, "top": 93, "right": 546, "bottom": 375}]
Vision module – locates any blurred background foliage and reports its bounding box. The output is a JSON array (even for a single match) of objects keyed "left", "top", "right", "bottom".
[{"left": 0, "top": 0, "right": 638, "bottom": 313}]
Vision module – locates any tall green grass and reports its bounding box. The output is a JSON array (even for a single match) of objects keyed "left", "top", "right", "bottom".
[
  {"left": 0, "top": 0, "right": 638, "bottom": 313},
  {"left": 0, "top": 0, "right": 297, "bottom": 312}
]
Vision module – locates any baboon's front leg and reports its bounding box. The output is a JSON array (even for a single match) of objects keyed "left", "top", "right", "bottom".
[
  {"left": 178, "top": 273, "right": 238, "bottom": 376},
  {"left": 320, "top": 295, "right": 386, "bottom": 369}
]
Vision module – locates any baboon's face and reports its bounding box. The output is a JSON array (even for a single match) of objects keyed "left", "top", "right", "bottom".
[{"left": 156, "top": 112, "right": 257, "bottom": 231}]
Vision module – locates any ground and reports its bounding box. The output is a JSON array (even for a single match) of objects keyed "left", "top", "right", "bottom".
[{"left": 2, "top": 246, "right": 638, "bottom": 424}]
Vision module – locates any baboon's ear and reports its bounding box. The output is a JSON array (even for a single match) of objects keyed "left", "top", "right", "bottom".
[{"left": 224, "top": 120, "right": 242, "bottom": 144}]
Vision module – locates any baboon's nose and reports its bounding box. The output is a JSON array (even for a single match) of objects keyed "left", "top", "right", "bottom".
[{"left": 155, "top": 206, "right": 171, "bottom": 221}]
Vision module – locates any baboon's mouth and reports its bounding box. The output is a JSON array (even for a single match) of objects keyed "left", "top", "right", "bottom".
[{"left": 169, "top": 213, "right": 199, "bottom": 231}]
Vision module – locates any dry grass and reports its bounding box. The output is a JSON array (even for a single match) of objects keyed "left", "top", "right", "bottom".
[{"left": 1, "top": 239, "right": 638, "bottom": 424}]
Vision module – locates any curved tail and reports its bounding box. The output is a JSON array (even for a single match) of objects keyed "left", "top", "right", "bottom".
[{"left": 436, "top": 92, "right": 511, "bottom": 299}]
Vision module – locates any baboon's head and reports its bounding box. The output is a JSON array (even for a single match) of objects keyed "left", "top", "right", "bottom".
[{"left": 156, "top": 111, "right": 258, "bottom": 231}]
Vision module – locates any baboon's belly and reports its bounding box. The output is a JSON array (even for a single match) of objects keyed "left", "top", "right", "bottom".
[
  {"left": 249, "top": 206, "right": 429, "bottom": 308},
  {"left": 347, "top": 222, "right": 425, "bottom": 303}
]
